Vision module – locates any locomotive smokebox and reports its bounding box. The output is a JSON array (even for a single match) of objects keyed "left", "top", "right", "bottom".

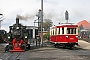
[{"left": 16, "top": 17, "right": 19, "bottom": 25}]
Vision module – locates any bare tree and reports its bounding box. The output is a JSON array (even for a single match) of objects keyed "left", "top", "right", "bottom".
[{"left": 43, "top": 19, "right": 53, "bottom": 31}]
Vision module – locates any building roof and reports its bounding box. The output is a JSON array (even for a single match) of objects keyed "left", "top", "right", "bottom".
[
  {"left": 26, "top": 26, "right": 38, "bottom": 29},
  {"left": 77, "top": 20, "right": 90, "bottom": 29}
]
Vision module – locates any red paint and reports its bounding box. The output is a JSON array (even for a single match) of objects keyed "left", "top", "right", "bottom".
[
  {"left": 10, "top": 38, "right": 25, "bottom": 52},
  {"left": 50, "top": 35, "right": 78, "bottom": 43}
]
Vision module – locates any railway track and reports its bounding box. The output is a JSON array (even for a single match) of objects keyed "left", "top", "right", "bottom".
[{"left": 0, "top": 52, "right": 21, "bottom": 60}]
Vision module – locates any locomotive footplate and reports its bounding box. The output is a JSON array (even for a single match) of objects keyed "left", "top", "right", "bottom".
[{"left": 10, "top": 50, "right": 25, "bottom": 52}]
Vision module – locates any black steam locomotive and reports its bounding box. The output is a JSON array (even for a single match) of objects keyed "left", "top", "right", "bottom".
[{"left": 5, "top": 18, "right": 30, "bottom": 52}]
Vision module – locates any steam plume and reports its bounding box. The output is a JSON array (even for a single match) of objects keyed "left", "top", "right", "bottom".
[{"left": 16, "top": 14, "right": 35, "bottom": 20}]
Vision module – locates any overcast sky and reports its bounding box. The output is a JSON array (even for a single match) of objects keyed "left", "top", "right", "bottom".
[{"left": 0, "top": 0, "right": 90, "bottom": 32}]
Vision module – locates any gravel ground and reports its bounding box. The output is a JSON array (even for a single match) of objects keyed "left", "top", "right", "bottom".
[
  {"left": 0, "top": 40, "right": 90, "bottom": 60},
  {"left": 27, "top": 47, "right": 90, "bottom": 60},
  {"left": 0, "top": 43, "right": 6, "bottom": 57},
  {"left": 78, "top": 40, "right": 90, "bottom": 49}
]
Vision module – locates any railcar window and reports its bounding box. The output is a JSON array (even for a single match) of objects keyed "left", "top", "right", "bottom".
[
  {"left": 62, "top": 28, "right": 64, "bottom": 34},
  {"left": 67, "top": 28, "right": 76, "bottom": 34},
  {"left": 67, "top": 28, "right": 70, "bottom": 34},
  {"left": 58, "top": 28, "right": 60, "bottom": 34},
  {"left": 71, "top": 28, "right": 73, "bottom": 34},
  {"left": 53, "top": 30, "right": 54, "bottom": 35},
  {"left": 74, "top": 28, "right": 76, "bottom": 34}
]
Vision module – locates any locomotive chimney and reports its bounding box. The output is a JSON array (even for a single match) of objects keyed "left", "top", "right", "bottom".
[
  {"left": 16, "top": 17, "right": 19, "bottom": 25},
  {"left": 65, "top": 10, "right": 69, "bottom": 23}
]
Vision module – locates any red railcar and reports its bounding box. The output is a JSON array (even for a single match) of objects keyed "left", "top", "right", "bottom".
[{"left": 50, "top": 23, "right": 78, "bottom": 49}]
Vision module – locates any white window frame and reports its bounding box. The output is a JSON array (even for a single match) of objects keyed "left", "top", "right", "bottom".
[
  {"left": 57, "top": 28, "right": 59, "bottom": 35},
  {"left": 76, "top": 28, "right": 78, "bottom": 35},
  {"left": 64, "top": 27, "right": 67, "bottom": 34},
  {"left": 60, "top": 28, "right": 62, "bottom": 35}
]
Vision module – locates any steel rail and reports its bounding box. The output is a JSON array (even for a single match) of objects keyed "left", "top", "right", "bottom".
[{"left": 0, "top": 52, "right": 21, "bottom": 60}]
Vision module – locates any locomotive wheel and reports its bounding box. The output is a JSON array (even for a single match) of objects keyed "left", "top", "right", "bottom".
[
  {"left": 54, "top": 44, "right": 59, "bottom": 48},
  {"left": 9, "top": 45, "right": 13, "bottom": 50},
  {"left": 54, "top": 44, "right": 57, "bottom": 47},
  {"left": 69, "top": 46, "right": 73, "bottom": 50},
  {"left": 69, "top": 45, "right": 74, "bottom": 50},
  {"left": 5, "top": 45, "right": 9, "bottom": 52},
  {"left": 26, "top": 44, "right": 30, "bottom": 50},
  {"left": 21, "top": 45, "right": 26, "bottom": 50},
  {"left": 63, "top": 45, "right": 67, "bottom": 48}
]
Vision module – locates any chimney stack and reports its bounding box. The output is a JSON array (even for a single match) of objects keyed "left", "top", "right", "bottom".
[{"left": 16, "top": 17, "right": 19, "bottom": 25}]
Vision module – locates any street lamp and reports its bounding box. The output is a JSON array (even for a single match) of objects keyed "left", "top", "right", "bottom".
[{"left": 36, "top": 9, "right": 41, "bottom": 32}]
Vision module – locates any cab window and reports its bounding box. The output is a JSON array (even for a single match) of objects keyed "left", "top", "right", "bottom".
[{"left": 67, "top": 28, "right": 76, "bottom": 34}]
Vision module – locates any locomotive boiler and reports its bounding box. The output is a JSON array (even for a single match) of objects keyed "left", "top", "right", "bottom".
[{"left": 5, "top": 18, "right": 30, "bottom": 52}]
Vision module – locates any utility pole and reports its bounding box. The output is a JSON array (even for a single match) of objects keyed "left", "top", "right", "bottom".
[
  {"left": 36, "top": 0, "right": 43, "bottom": 47},
  {"left": 41, "top": 0, "right": 43, "bottom": 46}
]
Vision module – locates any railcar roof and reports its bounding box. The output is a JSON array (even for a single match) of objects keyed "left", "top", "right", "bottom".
[
  {"left": 58, "top": 23, "right": 77, "bottom": 25},
  {"left": 50, "top": 23, "right": 78, "bottom": 29}
]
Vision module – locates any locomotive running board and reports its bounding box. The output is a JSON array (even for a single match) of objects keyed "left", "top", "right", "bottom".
[{"left": 10, "top": 50, "right": 25, "bottom": 52}]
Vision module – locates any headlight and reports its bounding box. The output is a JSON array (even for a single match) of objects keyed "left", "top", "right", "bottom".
[
  {"left": 16, "top": 27, "right": 19, "bottom": 29},
  {"left": 25, "top": 36, "right": 27, "bottom": 38},
  {"left": 6, "top": 43, "right": 9, "bottom": 45},
  {"left": 8, "top": 36, "right": 10, "bottom": 39},
  {"left": 66, "top": 36, "right": 68, "bottom": 38}
]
